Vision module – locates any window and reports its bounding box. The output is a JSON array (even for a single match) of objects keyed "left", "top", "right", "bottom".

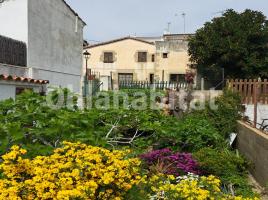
[
  {"left": 118, "top": 73, "right": 133, "bottom": 82},
  {"left": 151, "top": 54, "right": 155, "bottom": 62},
  {"left": 104, "top": 52, "right": 114, "bottom": 63},
  {"left": 138, "top": 52, "right": 147, "bottom": 62},
  {"left": 170, "top": 74, "right": 185, "bottom": 82},
  {"left": 163, "top": 53, "right": 168, "bottom": 58}
]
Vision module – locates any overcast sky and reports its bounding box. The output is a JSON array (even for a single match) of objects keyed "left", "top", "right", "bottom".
[{"left": 66, "top": 0, "right": 268, "bottom": 43}]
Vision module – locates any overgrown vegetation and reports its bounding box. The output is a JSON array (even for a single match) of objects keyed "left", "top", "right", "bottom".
[
  {"left": 0, "top": 89, "right": 259, "bottom": 198},
  {"left": 194, "top": 148, "right": 254, "bottom": 197}
]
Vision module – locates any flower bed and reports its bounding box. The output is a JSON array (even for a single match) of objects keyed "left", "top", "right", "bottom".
[
  {"left": 0, "top": 142, "right": 142, "bottom": 200},
  {"left": 0, "top": 142, "right": 260, "bottom": 200},
  {"left": 140, "top": 148, "right": 199, "bottom": 176}
]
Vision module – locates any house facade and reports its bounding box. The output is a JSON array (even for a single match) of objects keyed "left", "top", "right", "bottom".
[
  {"left": 83, "top": 34, "right": 193, "bottom": 90},
  {"left": 0, "top": 0, "right": 85, "bottom": 95}
]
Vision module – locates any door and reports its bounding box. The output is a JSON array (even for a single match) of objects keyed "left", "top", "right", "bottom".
[{"left": 150, "top": 74, "right": 154, "bottom": 84}]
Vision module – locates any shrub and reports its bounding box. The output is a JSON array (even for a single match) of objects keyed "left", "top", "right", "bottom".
[
  {"left": 194, "top": 147, "right": 256, "bottom": 198},
  {"left": 0, "top": 90, "right": 165, "bottom": 157},
  {"left": 140, "top": 148, "right": 199, "bottom": 176},
  {"left": 149, "top": 114, "right": 225, "bottom": 152},
  {"left": 125, "top": 173, "right": 259, "bottom": 200},
  {"left": 195, "top": 89, "right": 243, "bottom": 138},
  {"left": 0, "top": 142, "right": 142, "bottom": 200},
  {"left": 0, "top": 91, "right": 110, "bottom": 157}
]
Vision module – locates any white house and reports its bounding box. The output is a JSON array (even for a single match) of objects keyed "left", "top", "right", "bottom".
[{"left": 0, "top": 0, "right": 86, "bottom": 96}]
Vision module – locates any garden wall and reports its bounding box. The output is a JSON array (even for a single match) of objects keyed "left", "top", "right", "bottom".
[{"left": 237, "top": 121, "right": 268, "bottom": 186}]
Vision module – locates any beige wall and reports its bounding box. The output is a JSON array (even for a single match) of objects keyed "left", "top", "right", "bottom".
[
  {"left": 237, "top": 121, "right": 268, "bottom": 186},
  {"left": 83, "top": 38, "right": 191, "bottom": 89}
]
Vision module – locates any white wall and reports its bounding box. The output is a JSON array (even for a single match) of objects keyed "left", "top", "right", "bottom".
[
  {"left": 27, "top": 0, "right": 85, "bottom": 94},
  {"left": 245, "top": 104, "right": 268, "bottom": 128},
  {"left": 0, "top": 84, "right": 15, "bottom": 100},
  {"left": 0, "top": 0, "right": 28, "bottom": 43}
]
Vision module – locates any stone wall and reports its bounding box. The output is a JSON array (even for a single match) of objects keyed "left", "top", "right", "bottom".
[{"left": 237, "top": 121, "right": 268, "bottom": 186}]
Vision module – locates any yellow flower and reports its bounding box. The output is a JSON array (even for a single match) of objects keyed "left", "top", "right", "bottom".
[{"left": 0, "top": 142, "right": 142, "bottom": 200}]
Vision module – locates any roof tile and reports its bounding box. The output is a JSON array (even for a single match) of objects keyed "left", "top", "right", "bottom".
[{"left": 0, "top": 74, "right": 49, "bottom": 84}]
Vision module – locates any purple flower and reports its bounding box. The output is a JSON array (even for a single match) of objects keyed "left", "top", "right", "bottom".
[{"left": 140, "top": 149, "right": 200, "bottom": 176}]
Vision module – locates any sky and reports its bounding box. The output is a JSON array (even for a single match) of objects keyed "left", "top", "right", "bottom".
[{"left": 66, "top": 0, "right": 268, "bottom": 43}]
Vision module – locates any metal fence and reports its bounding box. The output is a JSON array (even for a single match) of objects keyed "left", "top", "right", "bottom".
[{"left": 119, "top": 81, "right": 188, "bottom": 90}]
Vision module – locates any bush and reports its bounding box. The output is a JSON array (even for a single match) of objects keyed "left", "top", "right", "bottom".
[
  {"left": 0, "top": 91, "right": 107, "bottom": 157},
  {"left": 140, "top": 148, "right": 199, "bottom": 176},
  {"left": 194, "top": 147, "right": 256, "bottom": 198},
  {"left": 195, "top": 89, "right": 243, "bottom": 138},
  {"left": 146, "top": 114, "right": 225, "bottom": 152},
  {"left": 0, "top": 142, "right": 142, "bottom": 199},
  {"left": 125, "top": 173, "right": 259, "bottom": 200},
  {"left": 0, "top": 90, "right": 165, "bottom": 157}
]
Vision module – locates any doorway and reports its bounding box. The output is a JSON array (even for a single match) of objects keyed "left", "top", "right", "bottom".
[{"left": 150, "top": 74, "right": 154, "bottom": 84}]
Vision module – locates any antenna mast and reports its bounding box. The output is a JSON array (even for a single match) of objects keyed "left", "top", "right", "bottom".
[
  {"left": 182, "top": 12, "right": 186, "bottom": 34},
  {"left": 167, "top": 22, "right": 171, "bottom": 33}
]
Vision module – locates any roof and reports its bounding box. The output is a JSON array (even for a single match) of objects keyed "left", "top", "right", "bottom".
[
  {"left": 0, "top": 74, "right": 49, "bottom": 84},
  {"left": 61, "top": 0, "right": 86, "bottom": 25},
  {"left": 84, "top": 36, "right": 155, "bottom": 49},
  {"left": 136, "top": 36, "right": 163, "bottom": 43},
  {"left": 163, "top": 33, "right": 195, "bottom": 41}
]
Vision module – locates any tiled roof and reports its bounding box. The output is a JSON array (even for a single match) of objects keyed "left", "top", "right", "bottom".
[
  {"left": 84, "top": 36, "right": 155, "bottom": 49},
  {"left": 0, "top": 74, "right": 49, "bottom": 84}
]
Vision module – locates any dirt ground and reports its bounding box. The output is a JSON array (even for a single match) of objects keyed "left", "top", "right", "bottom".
[{"left": 248, "top": 174, "right": 268, "bottom": 200}]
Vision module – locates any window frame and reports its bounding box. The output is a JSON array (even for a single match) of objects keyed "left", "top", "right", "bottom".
[
  {"left": 138, "top": 52, "right": 147, "bottom": 62},
  {"left": 151, "top": 54, "right": 155, "bottom": 62},
  {"left": 170, "top": 74, "right": 185, "bottom": 83},
  {"left": 118, "top": 73, "right": 134, "bottom": 82},
  {"left": 162, "top": 53, "right": 168, "bottom": 59},
  {"left": 103, "top": 52, "right": 114, "bottom": 63}
]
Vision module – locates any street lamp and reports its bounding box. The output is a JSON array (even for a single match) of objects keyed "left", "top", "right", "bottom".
[{"left": 83, "top": 50, "right": 91, "bottom": 97}]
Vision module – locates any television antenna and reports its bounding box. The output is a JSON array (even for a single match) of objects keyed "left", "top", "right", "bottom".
[
  {"left": 167, "top": 22, "right": 171, "bottom": 33},
  {"left": 175, "top": 12, "right": 186, "bottom": 34}
]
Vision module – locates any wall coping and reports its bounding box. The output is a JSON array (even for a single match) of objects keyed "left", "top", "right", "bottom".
[{"left": 238, "top": 120, "right": 268, "bottom": 140}]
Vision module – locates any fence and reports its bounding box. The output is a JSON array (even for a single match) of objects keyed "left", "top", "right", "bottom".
[
  {"left": 227, "top": 79, "right": 268, "bottom": 104},
  {"left": 227, "top": 79, "right": 268, "bottom": 128},
  {"left": 119, "top": 81, "right": 188, "bottom": 90},
  {"left": 0, "top": 35, "right": 27, "bottom": 67}
]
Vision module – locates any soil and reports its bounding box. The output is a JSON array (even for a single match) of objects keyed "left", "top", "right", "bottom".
[{"left": 248, "top": 174, "right": 268, "bottom": 200}]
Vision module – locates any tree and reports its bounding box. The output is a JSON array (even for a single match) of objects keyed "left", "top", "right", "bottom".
[{"left": 188, "top": 9, "right": 268, "bottom": 80}]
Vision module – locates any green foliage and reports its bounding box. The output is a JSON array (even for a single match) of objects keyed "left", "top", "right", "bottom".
[
  {"left": 193, "top": 89, "right": 243, "bottom": 138},
  {"left": 135, "top": 115, "right": 224, "bottom": 152},
  {"left": 0, "top": 90, "right": 106, "bottom": 157},
  {"left": 188, "top": 9, "right": 268, "bottom": 79},
  {"left": 0, "top": 89, "right": 257, "bottom": 197},
  {"left": 194, "top": 147, "right": 256, "bottom": 197},
  {"left": 0, "top": 89, "right": 165, "bottom": 157}
]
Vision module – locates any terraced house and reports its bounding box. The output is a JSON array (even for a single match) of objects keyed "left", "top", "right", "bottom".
[
  {"left": 83, "top": 34, "right": 193, "bottom": 90},
  {"left": 0, "top": 0, "right": 85, "bottom": 99}
]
